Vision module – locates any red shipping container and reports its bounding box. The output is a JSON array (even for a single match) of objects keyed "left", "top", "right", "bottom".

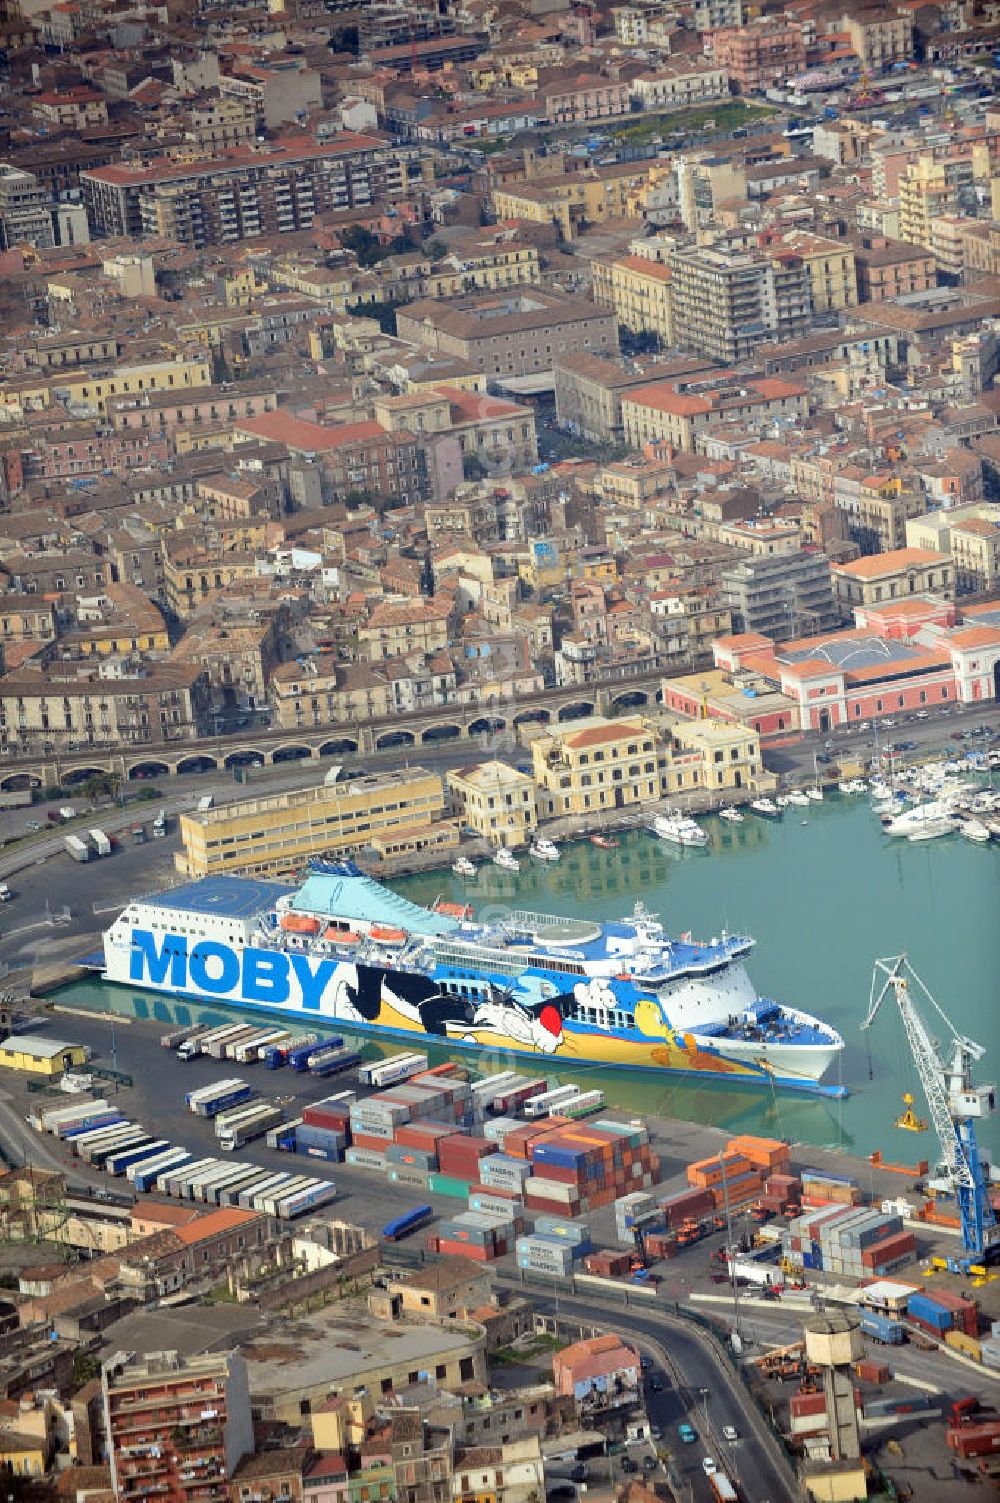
[
  {"left": 947, "top": 1423, "right": 1000, "bottom": 1458},
  {"left": 436, "top": 1238, "right": 491, "bottom": 1263},
  {"left": 394, "top": 1121, "right": 457, "bottom": 1149},
  {"left": 351, "top": 1131, "right": 392, "bottom": 1153},
  {"left": 856, "top": 1359, "right": 890, "bottom": 1384},
  {"left": 303, "top": 1108, "right": 350, "bottom": 1133},
  {"left": 468, "top": 1181, "right": 518, "bottom": 1201},
  {"left": 790, "top": 1393, "right": 828, "bottom": 1418},
  {"left": 861, "top": 1231, "right": 916, "bottom": 1267}
]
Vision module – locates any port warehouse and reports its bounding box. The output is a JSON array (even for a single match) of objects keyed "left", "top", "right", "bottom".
[{"left": 27, "top": 1027, "right": 1000, "bottom": 1367}]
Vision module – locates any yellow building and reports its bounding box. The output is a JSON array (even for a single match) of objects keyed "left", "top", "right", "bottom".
[
  {"left": 177, "top": 768, "right": 455, "bottom": 876},
  {"left": 898, "top": 158, "right": 952, "bottom": 251},
  {"left": 0, "top": 1036, "right": 88, "bottom": 1078},
  {"left": 311, "top": 1394, "right": 376, "bottom": 1454},
  {"left": 531, "top": 714, "right": 669, "bottom": 817},
  {"left": 603, "top": 255, "right": 674, "bottom": 345},
  {"left": 447, "top": 760, "right": 538, "bottom": 848},
  {"left": 778, "top": 232, "right": 858, "bottom": 314},
  {"left": 49, "top": 355, "right": 212, "bottom": 414},
  {"left": 491, "top": 164, "right": 653, "bottom": 242},
  {"left": 670, "top": 718, "right": 761, "bottom": 794}
]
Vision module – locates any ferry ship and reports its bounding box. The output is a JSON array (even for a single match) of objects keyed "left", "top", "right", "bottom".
[{"left": 101, "top": 861, "right": 846, "bottom": 1097}]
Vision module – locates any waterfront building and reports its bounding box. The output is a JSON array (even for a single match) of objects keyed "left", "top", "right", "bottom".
[
  {"left": 447, "top": 760, "right": 538, "bottom": 848},
  {"left": 177, "top": 768, "right": 455, "bottom": 877},
  {"left": 103, "top": 1349, "right": 253, "bottom": 1503}
]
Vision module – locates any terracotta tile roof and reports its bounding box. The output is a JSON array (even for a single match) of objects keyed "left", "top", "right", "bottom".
[
  {"left": 169, "top": 1208, "right": 261, "bottom": 1245},
  {"left": 832, "top": 547, "right": 946, "bottom": 578}
]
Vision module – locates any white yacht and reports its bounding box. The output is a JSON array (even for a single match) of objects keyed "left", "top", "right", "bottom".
[
  {"left": 960, "top": 819, "right": 991, "bottom": 844},
  {"left": 530, "top": 837, "right": 560, "bottom": 862},
  {"left": 452, "top": 857, "right": 476, "bottom": 877},
  {"left": 908, "top": 817, "right": 957, "bottom": 843},
  {"left": 750, "top": 798, "right": 782, "bottom": 819},
  {"left": 493, "top": 846, "right": 520, "bottom": 871},
  {"left": 719, "top": 806, "right": 744, "bottom": 823},
  {"left": 883, "top": 800, "right": 956, "bottom": 838},
  {"left": 786, "top": 790, "right": 810, "bottom": 807},
  {"left": 650, "top": 813, "right": 708, "bottom": 847},
  {"left": 805, "top": 785, "right": 824, "bottom": 802}
]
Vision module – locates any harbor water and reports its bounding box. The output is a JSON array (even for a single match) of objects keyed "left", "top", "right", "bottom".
[{"left": 55, "top": 793, "right": 999, "bottom": 1161}]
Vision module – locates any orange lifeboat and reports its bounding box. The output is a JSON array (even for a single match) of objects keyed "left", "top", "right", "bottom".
[
  {"left": 280, "top": 913, "right": 320, "bottom": 934},
  {"left": 370, "top": 925, "right": 407, "bottom": 945},
  {"left": 433, "top": 900, "right": 473, "bottom": 921},
  {"left": 324, "top": 926, "right": 359, "bottom": 944}
]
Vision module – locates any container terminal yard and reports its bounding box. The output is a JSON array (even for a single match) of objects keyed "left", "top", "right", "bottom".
[{"left": 2, "top": 990, "right": 999, "bottom": 1502}]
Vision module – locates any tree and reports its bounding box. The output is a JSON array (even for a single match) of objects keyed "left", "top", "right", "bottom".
[
  {"left": 420, "top": 549, "right": 435, "bottom": 598},
  {"left": 346, "top": 297, "right": 407, "bottom": 336},
  {"left": 72, "top": 1351, "right": 100, "bottom": 1390},
  {"left": 424, "top": 237, "right": 448, "bottom": 261}
]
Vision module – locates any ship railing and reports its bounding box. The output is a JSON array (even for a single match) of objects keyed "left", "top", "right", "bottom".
[{"left": 504, "top": 908, "right": 601, "bottom": 944}]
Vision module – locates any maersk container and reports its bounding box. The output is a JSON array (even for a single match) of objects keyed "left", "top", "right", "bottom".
[
  {"left": 344, "top": 1147, "right": 387, "bottom": 1172},
  {"left": 533, "top": 1216, "right": 590, "bottom": 1246},
  {"left": 106, "top": 1139, "right": 170, "bottom": 1176}
]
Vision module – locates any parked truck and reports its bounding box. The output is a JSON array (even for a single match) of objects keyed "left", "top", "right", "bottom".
[
  {"left": 66, "top": 834, "right": 91, "bottom": 862},
  {"left": 217, "top": 1103, "right": 285, "bottom": 1153},
  {"left": 88, "top": 828, "right": 112, "bottom": 857}
]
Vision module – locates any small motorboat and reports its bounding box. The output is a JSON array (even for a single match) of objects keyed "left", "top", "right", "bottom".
[
  {"left": 750, "top": 798, "right": 782, "bottom": 819},
  {"left": 776, "top": 795, "right": 790, "bottom": 808},
  {"left": 650, "top": 813, "right": 708, "bottom": 847},
  {"left": 590, "top": 833, "right": 620, "bottom": 849},
  {"left": 805, "top": 785, "right": 824, "bottom": 802},
  {"left": 493, "top": 846, "right": 520, "bottom": 871},
  {"left": 530, "top": 837, "right": 560, "bottom": 862},
  {"left": 718, "top": 806, "right": 744, "bottom": 823},
  {"left": 452, "top": 857, "right": 476, "bottom": 877},
  {"left": 786, "top": 790, "right": 809, "bottom": 807},
  {"left": 960, "top": 819, "right": 991, "bottom": 844}
]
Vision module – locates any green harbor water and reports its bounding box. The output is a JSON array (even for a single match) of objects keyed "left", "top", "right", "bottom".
[{"left": 56, "top": 794, "right": 999, "bottom": 1160}]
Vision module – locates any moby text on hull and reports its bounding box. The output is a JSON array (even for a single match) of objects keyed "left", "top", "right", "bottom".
[{"left": 100, "top": 862, "right": 847, "bottom": 1098}]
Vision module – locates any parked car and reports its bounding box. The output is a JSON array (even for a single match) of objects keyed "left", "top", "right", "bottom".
[
  {"left": 620, "top": 1458, "right": 637, "bottom": 1475},
  {"left": 678, "top": 1424, "right": 697, "bottom": 1445},
  {"left": 702, "top": 1458, "right": 718, "bottom": 1477}
]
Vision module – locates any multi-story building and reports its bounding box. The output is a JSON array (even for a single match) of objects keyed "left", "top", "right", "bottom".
[
  {"left": 620, "top": 373, "right": 808, "bottom": 453},
  {"left": 842, "top": 7, "right": 913, "bottom": 71},
  {"left": 950, "top": 517, "right": 1000, "bottom": 593},
  {"left": 82, "top": 135, "right": 431, "bottom": 246},
  {"left": 775, "top": 232, "right": 858, "bottom": 315},
  {"left": 631, "top": 60, "right": 729, "bottom": 111},
  {"left": 852, "top": 236, "right": 936, "bottom": 302},
  {"left": 537, "top": 71, "right": 631, "bottom": 127},
  {"left": 594, "top": 255, "right": 674, "bottom": 346},
  {"left": 182, "top": 95, "right": 256, "bottom": 153},
  {"left": 103, "top": 1348, "right": 253, "bottom": 1503},
  {"left": 842, "top": 478, "right": 926, "bottom": 555},
  {"left": 693, "top": 0, "right": 743, "bottom": 29},
  {"left": 33, "top": 87, "right": 108, "bottom": 130},
  {"left": 396, "top": 291, "right": 618, "bottom": 378},
  {"left": 553, "top": 353, "right": 712, "bottom": 444},
  {"left": 219, "top": 57, "right": 322, "bottom": 130},
  {"left": 490, "top": 163, "right": 654, "bottom": 242},
  {"left": 530, "top": 714, "right": 669, "bottom": 817},
  {"left": 721, "top": 552, "right": 840, "bottom": 640},
  {"left": 447, "top": 760, "right": 537, "bottom": 847},
  {"left": 898, "top": 158, "right": 954, "bottom": 251},
  {"left": 708, "top": 18, "right": 805, "bottom": 93},
  {"left": 177, "top": 768, "right": 453, "bottom": 876},
  {"left": 0, "top": 164, "right": 54, "bottom": 250},
  {"left": 666, "top": 243, "right": 810, "bottom": 364},
  {"left": 0, "top": 665, "right": 209, "bottom": 755},
  {"left": 831, "top": 547, "right": 953, "bottom": 611}
]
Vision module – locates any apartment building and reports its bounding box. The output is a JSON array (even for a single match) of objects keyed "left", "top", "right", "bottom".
[
  {"left": 0, "top": 665, "right": 209, "bottom": 754},
  {"left": 950, "top": 517, "right": 1000, "bottom": 593},
  {"left": 898, "top": 158, "right": 954, "bottom": 251},
  {"left": 631, "top": 60, "right": 729, "bottom": 111},
  {"left": 177, "top": 768, "right": 453, "bottom": 876},
  {"left": 0, "top": 164, "right": 55, "bottom": 250},
  {"left": 537, "top": 72, "right": 631, "bottom": 126},
  {"left": 776, "top": 232, "right": 858, "bottom": 315},
  {"left": 219, "top": 57, "right": 321, "bottom": 130},
  {"left": 447, "top": 759, "right": 537, "bottom": 847},
  {"left": 396, "top": 291, "right": 618, "bottom": 377},
  {"left": 593, "top": 255, "right": 674, "bottom": 346},
  {"left": 708, "top": 18, "right": 805, "bottom": 93},
  {"left": 721, "top": 552, "right": 840, "bottom": 640},
  {"left": 103, "top": 1348, "right": 253, "bottom": 1503},
  {"left": 531, "top": 714, "right": 670, "bottom": 817},
  {"left": 666, "top": 243, "right": 810, "bottom": 364},
  {"left": 842, "top": 8, "right": 913, "bottom": 71},
  {"left": 553, "top": 354, "right": 688, "bottom": 444},
  {"left": 82, "top": 135, "right": 430, "bottom": 245}
]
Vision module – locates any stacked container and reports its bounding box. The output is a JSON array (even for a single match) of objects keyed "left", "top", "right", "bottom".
[
  {"left": 516, "top": 1233, "right": 574, "bottom": 1278},
  {"left": 907, "top": 1290, "right": 978, "bottom": 1337},
  {"left": 800, "top": 1168, "right": 863, "bottom": 1206},
  {"left": 350, "top": 1095, "right": 410, "bottom": 1150},
  {"left": 479, "top": 1154, "right": 533, "bottom": 1194},
  {"left": 658, "top": 1187, "right": 715, "bottom": 1229},
  {"left": 433, "top": 1211, "right": 514, "bottom": 1262},
  {"left": 614, "top": 1191, "right": 656, "bottom": 1245},
  {"left": 533, "top": 1216, "right": 592, "bottom": 1258},
  {"left": 437, "top": 1133, "right": 495, "bottom": 1180},
  {"left": 584, "top": 1249, "right": 632, "bottom": 1278},
  {"left": 525, "top": 1120, "right": 659, "bottom": 1217}
]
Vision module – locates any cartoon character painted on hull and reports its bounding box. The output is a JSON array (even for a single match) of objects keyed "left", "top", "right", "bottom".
[{"left": 326, "top": 963, "right": 617, "bottom": 1054}]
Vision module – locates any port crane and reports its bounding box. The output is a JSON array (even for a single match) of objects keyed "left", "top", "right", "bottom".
[{"left": 863, "top": 955, "right": 999, "bottom": 1262}]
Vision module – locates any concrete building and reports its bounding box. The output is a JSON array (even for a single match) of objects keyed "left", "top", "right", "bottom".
[
  {"left": 721, "top": 552, "right": 840, "bottom": 641},
  {"left": 0, "top": 163, "right": 54, "bottom": 250},
  {"left": 552, "top": 1335, "right": 640, "bottom": 1410},
  {"left": 553, "top": 354, "right": 711, "bottom": 445},
  {"left": 177, "top": 768, "right": 454, "bottom": 876},
  {"left": 594, "top": 255, "right": 674, "bottom": 346},
  {"left": 708, "top": 17, "right": 805, "bottom": 93},
  {"left": 396, "top": 291, "right": 618, "bottom": 378},
  {"left": 830, "top": 548, "right": 953, "bottom": 611},
  {"left": 666, "top": 243, "right": 810, "bottom": 365},
  {"left": 103, "top": 1349, "right": 253, "bottom": 1503},
  {"left": 447, "top": 760, "right": 538, "bottom": 848}
]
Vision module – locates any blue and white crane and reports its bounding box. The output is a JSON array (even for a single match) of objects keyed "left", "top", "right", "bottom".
[{"left": 863, "top": 954, "right": 998, "bottom": 1263}]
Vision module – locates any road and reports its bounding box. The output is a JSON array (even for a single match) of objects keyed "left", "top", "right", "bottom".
[
  {"left": 0, "top": 1086, "right": 105, "bottom": 1192},
  {"left": 509, "top": 1283, "right": 797, "bottom": 1503}
]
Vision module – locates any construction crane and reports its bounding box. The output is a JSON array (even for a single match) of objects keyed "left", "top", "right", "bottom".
[{"left": 863, "top": 955, "right": 999, "bottom": 1262}]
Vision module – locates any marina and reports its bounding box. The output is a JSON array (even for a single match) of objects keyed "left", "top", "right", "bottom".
[{"left": 56, "top": 784, "right": 998, "bottom": 1160}]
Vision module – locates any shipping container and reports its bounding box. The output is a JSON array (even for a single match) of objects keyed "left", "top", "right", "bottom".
[
  {"left": 562, "top": 1090, "right": 605, "bottom": 1120},
  {"left": 257, "top": 1175, "right": 314, "bottom": 1215},
  {"left": 860, "top": 1310, "right": 905, "bottom": 1345},
  {"left": 219, "top": 1170, "right": 271, "bottom": 1207},
  {"left": 185, "top": 1078, "right": 252, "bottom": 1115},
  {"left": 493, "top": 1078, "right": 549, "bottom": 1115},
  {"left": 82, "top": 1129, "right": 152, "bottom": 1167},
  {"left": 33, "top": 1098, "right": 109, "bottom": 1131},
  {"left": 238, "top": 1172, "right": 289, "bottom": 1209},
  {"left": 64, "top": 1118, "right": 128, "bottom": 1151},
  {"left": 427, "top": 1172, "right": 472, "bottom": 1198},
  {"left": 344, "top": 1147, "right": 388, "bottom": 1172},
  {"left": 286, "top": 1036, "right": 344, "bottom": 1072},
  {"left": 383, "top": 1206, "right": 434, "bottom": 1241},
  {"left": 276, "top": 1181, "right": 337, "bottom": 1219}
]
